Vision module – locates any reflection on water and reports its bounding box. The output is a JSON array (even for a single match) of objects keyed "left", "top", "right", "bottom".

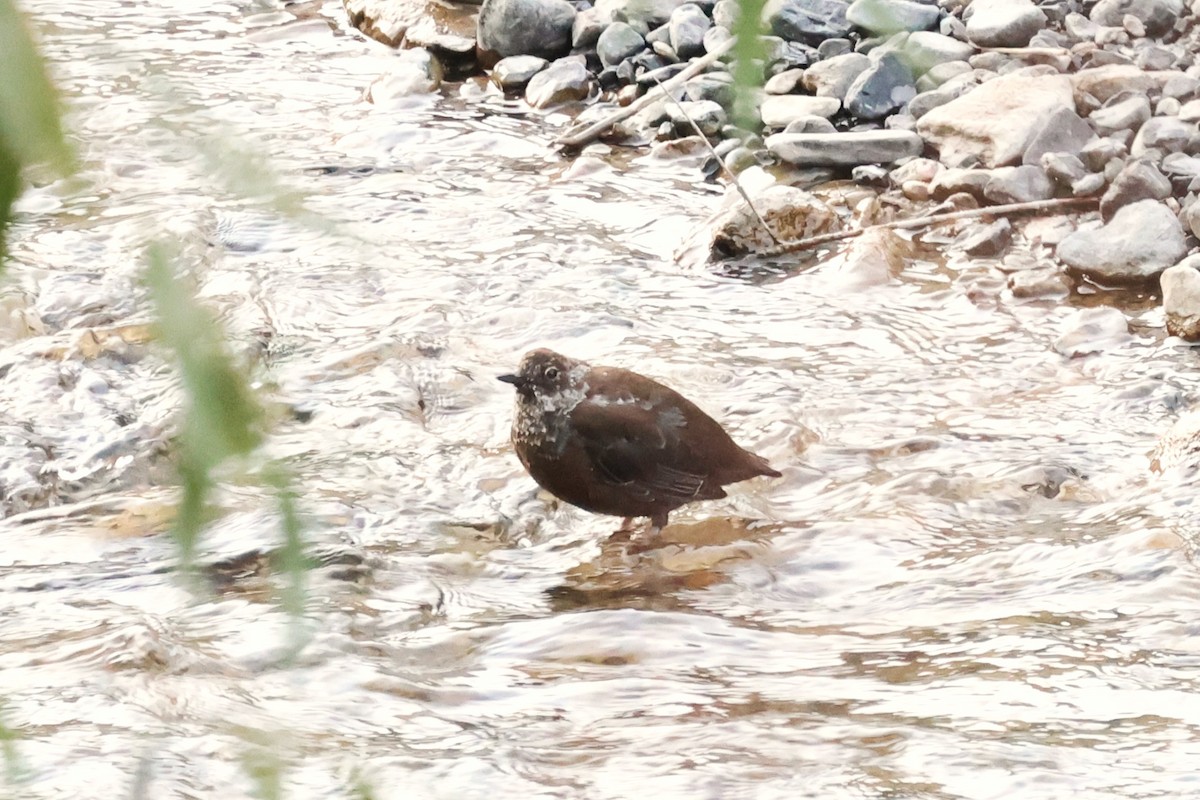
[{"left": 3, "top": 2, "right": 1200, "bottom": 798}]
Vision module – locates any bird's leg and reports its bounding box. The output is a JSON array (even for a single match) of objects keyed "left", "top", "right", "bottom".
[
  {"left": 608, "top": 517, "right": 639, "bottom": 542},
  {"left": 627, "top": 512, "right": 669, "bottom": 553}
]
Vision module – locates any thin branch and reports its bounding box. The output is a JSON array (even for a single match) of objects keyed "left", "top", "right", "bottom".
[
  {"left": 555, "top": 37, "right": 736, "bottom": 150},
  {"left": 650, "top": 73, "right": 780, "bottom": 245},
  {"left": 753, "top": 195, "right": 1099, "bottom": 258}
]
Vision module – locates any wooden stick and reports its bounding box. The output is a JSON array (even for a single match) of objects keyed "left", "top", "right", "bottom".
[
  {"left": 554, "top": 37, "right": 736, "bottom": 149},
  {"left": 753, "top": 195, "right": 1099, "bottom": 258}
]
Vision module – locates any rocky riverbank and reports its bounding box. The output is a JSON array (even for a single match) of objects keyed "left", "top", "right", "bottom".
[{"left": 346, "top": 0, "right": 1200, "bottom": 340}]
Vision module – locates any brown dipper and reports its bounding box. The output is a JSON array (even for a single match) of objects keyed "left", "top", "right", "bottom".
[{"left": 498, "top": 348, "right": 781, "bottom": 538}]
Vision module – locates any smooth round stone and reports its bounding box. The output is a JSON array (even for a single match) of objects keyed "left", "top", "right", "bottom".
[
  {"left": 1163, "top": 262, "right": 1200, "bottom": 340},
  {"left": 478, "top": 0, "right": 576, "bottom": 59},
  {"left": 965, "top": 0, "right": 1047, "bottom": 47},
  {"left": 597, "top": 22, "right": 646, "bottom": 67},
  {"left": 525, "top": 58, "right": 590, "bottom": 108},
  {"left": 668, "top": 3, "right": 710, "bottom": 59},
  {"left": 666, "top": 99, "right": 726, "bottom": 136},
  {"left": 491, "top": 55, "right": 549, "bottom": 90},
  {"left": 766, "top": 129, "right": 925, "bottom": 166},
  {"left": 846, "top": 0, "right": 939, "bottom": 35},
  {"left": 760, "top": 94, "right": 841, "bottom": 128},
  {"left": 1057, "top": 199, "right": 1187, "bottom": 283}
]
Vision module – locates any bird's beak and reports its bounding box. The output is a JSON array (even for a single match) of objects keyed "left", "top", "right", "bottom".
[{"left": 497, "top": 373, "right": 523, "bottom": 388}]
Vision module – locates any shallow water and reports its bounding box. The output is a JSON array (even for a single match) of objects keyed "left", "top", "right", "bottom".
[{"left": 4, "top": 2, "right": 1200, "bottom": 798}]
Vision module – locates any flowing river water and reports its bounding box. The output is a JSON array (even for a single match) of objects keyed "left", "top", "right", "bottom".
[{"left": 4, "top": 2, "right": 1200, "bottom": 798}]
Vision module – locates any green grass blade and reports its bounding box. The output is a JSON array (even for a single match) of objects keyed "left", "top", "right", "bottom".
[
  {"left": 731, "top": 0, "right": 769, "bottom": 130},
  {"left": 0, "top": 0, "right": 75, "bottom": 171}
]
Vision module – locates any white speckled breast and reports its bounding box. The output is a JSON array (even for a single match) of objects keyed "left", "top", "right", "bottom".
[{"left": 512, "top": 382, "right": 587, "bottom": 456}]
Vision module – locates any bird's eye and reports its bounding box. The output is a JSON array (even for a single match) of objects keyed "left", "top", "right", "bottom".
[{"left": 544, "top": 366, "right": 560, "bottom": 380}]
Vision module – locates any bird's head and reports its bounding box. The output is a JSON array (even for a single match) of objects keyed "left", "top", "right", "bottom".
[{"left": 498, "top": 348, "right": 579, "bottom": 400}]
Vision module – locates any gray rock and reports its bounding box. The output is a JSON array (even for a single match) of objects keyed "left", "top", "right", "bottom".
[
  {"left": 844, "top": 52, "right": 915, "bottom": 120},
  {"left": 1053, "top": 307, "right": 1131, "bottom": 357},
  {"left": 1162, "top": 152, "right": 1200, "bottom": 180},
  {"left": 1100, "top": 159, "right": 1172, "bottom": 219},
  {"left": 955, "top": 218, "right": 1012, "bottom": 255},
  {"left": 903, "top": 31, "right": 976, "bottom": 75},
  {"left": 889, "top": 156, "right": 941, "bottom": 184},
  {"left": 712, "top": 0, "right": 737, "bottom": 28},
  {"left": 572, "top": 7, "right": 606, "bottom": 48},
  {"left": 1080, "top": 136, "right": 1128, "bottom": 171},
  {"left": 1009, "top": 267, "right": 1071, "bottom": 298},
  {"left": 966, "top": 0, "right": 1046, "bottom": 47},
  {"left": 1157, "top": 96, "right": 1182, "bottom": 116},
  {"left": 525, "top": 57, "right": 590, "bottom": 107},
  {"left": 478, "top": 0, "right": 576, "bottom": 59},
  {"left": 846, "top": 0, "right": 939, "bottom": 34},
  {"left": 595, "top": 0, "right": 693, "bottom": 27},
  {"left": 766, "top": 129, "right": 925, "bottom": 165},
  {"left": 1185, "top": 200, "right": 1200, "bottom": 238},
  {"left": 667, "top": 99, "right": 727, "bottom": 135},
  {"left": 1071, "top": 64, "right": 1172, "bottom": 106},
  {"left": 652, "top": 39, "right": 680, "bottom": 61},
  {"left": 1023, "top": 107, "right": 1096, "bottom": 165},
  {"left": 765, "top": 68, "right": 806, "bottom": 94},
  {"left": 983, "top": 165, "right": 1055, "bottom": 203},
  {"left": 685, "top": 73, "right": 734, "bottom": 104},
  {"left": 1072, "top": 172, "right": 1108, "bottom": 196},
  {"left": 597, "top": 22, "right": 646, "bottom": 66},
  {"left": 491, "top": 55, "right": 549, "bottom": 90},
  {"left": 1162, "top": 263, "right": 1200, "bottom": 340},
  {"left": 1132, "top": 117, "right": 1194, "bottom": 157},
  {"left": 703, "top": 24, "right": 732, "bottom": 51},
  {"left": 668, "top": 4, "right": 710, "bottom": 58},
  {"left": 723, "top": 146, "right": 758, "bottom": 173},
  {"left": 1090, "top": 0, "right": 1182, "bottom": 37},
  {"left": 818, "top": 37, "right": 853, "bottom": 57},
  {"left": 1136, "top": 45, "right": 1177, "bottom": 72},
  {"left": 929, "top": 167, "right": 993, "bottom": 199},
  {"left": 916, "top": 73, "right": 1075, "bottom": 167},
  {"left": 783, "top": 115, "right": 839, "bottom": 133},
  {"left": 1063, "top": 11, "right": 1099, "bottom": 41},
  {"left": 802, "top": 52, "right": 870, "bottom": 98},
  {"left": 907, "top": 87, "right": 956, "bottom": 119},
  {"left": 915, "top": 59, "right": 972, "bottom": 92},
  {"left": 766, "top": 0, "right": 853, "bottom": 45},
  {"left": 1042, "top": 152, "right": 1089, "bottom": 186},
  {"left": 1089, "top": 92, "right": 1152, "bottom": 135},
  {"left": 697, "top": 184, "right": 837, "bottom": 260},
  {"left": 1056, "top": 199, "right": 1187, "bottom": 282},
  {"left": 760, "top": 94, "right": 842, "bottom": 127},
  {"left": 1164, "top": 74, "right": 1200, "bottom": 100}
]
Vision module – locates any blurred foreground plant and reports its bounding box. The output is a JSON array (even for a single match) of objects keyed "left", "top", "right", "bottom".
[
  {"left": 145, "top": 244, "right": 310, "bottom": 652},
  {"left": 0, "top": 0, "right": 73, "bottom": 268}
]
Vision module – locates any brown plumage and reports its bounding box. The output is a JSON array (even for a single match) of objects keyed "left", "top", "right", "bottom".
[{"left": 498, "top": 348, "right": 781, "bottom": 537}]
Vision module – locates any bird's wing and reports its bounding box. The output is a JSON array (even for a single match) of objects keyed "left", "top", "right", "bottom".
[{"left": 569, "top": 400, "right": 718, "bottom": 502}]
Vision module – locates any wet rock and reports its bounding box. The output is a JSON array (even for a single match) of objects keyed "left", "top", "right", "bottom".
[
  {"left": 1009, "top": 267, "right": 1071, "bottom": 298},
  {"left": 802, "top": 52, "right": 870, "bottom": 98},
  {"left": 845, "top": 0, "right": 939, "bottom": 35},
  {"left": 477, "top": 0, "right": 575, "bottom": 60},
  {"left": 766, "top": 130, "right": 924, "bottom": 165},
  {"left": 668, "top": 4, "right": 710, "bottom": 58},
  {"left": 1166, "top": 75, "right": 1200, "bottom": 102},
  {"left": 1071, "top": 172, "right": 1108, "bottom": 196},
  {"left": 902, "top": 31, "right": 976, "bottom": 74},
  {"left": 916, "top": 73, "right": 1075, "bottom": 167},
  {"left": 760, "top": 95, "right": 841, "bottom": 127},
  {"left": 1089, "top": 92, "right": 1152, "bottom": 135},
  {"left": 597, "top": 22, "right": 646, "bottom": 66},
  {"left": 783, "top": 115, "right": 838, "bottom": 133},
  {"left": 955, "top": 218, "right": 1012, "bottom": 256},
  {"left": 1162, "top": 262, "right": 1200, "bottom": 340},
  {"left": 1022, "top": 106, "right": 1096, "bottom": 165},
  {"left": 1053, "top": 307, "right": 1131, "bottom": 357},
  {"left": 965, "top": 0, "right": 1046, "bottom": 47},
  {"left": 525, "top": 57, "right": 590, "bottom": 107},
  {"left": 1057, "top": 199, "right": 1187, "bottom": 283},
  {"left": 1131, "top": 117, "right": 1194, "bottom": 157},
  {"left": 818, "top": 37, "right": 853, "bottom": 57},
  {"left": 365, "top": 49, "right": 444, "bottom": 102},
  {"left": 345, "top": 0, "right": 478, "bottom": 50},
  {"left": 1162, "top": 153, "right": 1200, "bottom": 183},
  {"left": 667, "top": 99, "right": 726, "bottom": 136},
  {"left": 766, "top": 0, "right": 853, "bottom": 45},
  {"left": 598, "top": 0, "right": 696, "bottom": 27},
  {"left": 491, "top": 54, "right": 548, "bottom": 90},
  {"left": 844, "top": 51, "right": 915, "bottom": 120},
  {"left": 983, "top": 165, "right": 1055, "bottom": 203},
  {"left": 1090, "top": 0, "right": 1181, "bottom": 37},
  {"left": 700, "top": 182, "right": 838, "bottom": 259},
  {"left": 1100, "top": 159, "right": 1171, "bottom": 219},
  {"left": 889, "top": 156, "right": 941, "bottom": 184}
]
